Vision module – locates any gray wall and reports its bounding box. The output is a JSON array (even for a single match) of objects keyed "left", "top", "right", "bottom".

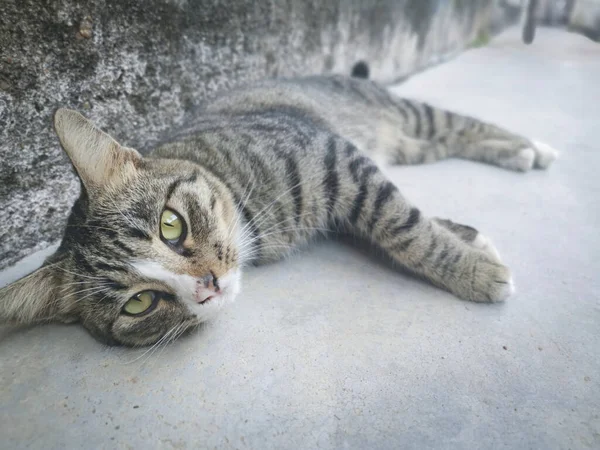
[
  {"left": 569, "top": 0, "right": 600, "bottom": 40},
  {"left": 0, "top": 0, "right": 504, "bottom": 269}
]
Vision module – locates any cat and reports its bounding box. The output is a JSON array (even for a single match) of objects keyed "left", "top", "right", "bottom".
[{"left": 0, "top": 75, "right": 558, "bottom": 346}]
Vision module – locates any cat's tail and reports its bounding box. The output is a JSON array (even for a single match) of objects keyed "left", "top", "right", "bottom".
[{"left": 350, "top": 61, "right": 369, "bottom": 79}]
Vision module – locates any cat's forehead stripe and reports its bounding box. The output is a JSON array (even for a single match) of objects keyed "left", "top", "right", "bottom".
[{"left": 166, "top": 173, "right": 199, "bottom": 202}]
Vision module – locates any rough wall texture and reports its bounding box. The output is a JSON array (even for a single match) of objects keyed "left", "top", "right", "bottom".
[{"left": 0, "top": 0, "right": 503, "bottom": 269}]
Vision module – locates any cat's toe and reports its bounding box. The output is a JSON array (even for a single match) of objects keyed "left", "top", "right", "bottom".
[
  {"left": 493, "top": 270, "right": 515, "bottom": 302},
  {"left": 465, "top": 257, "right": 514, "bottom": 303},
  {"left": 532, "top": 140, "right": 559, "bottom": 169}
]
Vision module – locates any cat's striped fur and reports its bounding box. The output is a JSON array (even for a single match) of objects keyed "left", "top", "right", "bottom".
[{"left": 0, "top": 75, "right": 558, "bottom": 346}]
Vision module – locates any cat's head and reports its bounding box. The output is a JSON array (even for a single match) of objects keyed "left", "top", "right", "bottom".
[{"left": 0, "top": 109, "right": 243, "bottom": 346}]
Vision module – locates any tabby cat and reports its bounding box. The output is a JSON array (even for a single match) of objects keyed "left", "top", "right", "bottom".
[{"left": 0, "top": 75, "right": 558, "bottom": 346}]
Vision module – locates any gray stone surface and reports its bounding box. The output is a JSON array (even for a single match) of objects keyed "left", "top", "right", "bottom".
[
  {"left": 0, "top": 0, "right": 503, "bottom": 269},
  {"left": 1, "top": 27, "right": 599, "bottom": 450}
]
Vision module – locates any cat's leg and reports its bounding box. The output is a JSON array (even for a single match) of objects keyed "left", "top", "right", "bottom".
[
  {"left": 382, "top": 98, "right": 558, "bottom": 171},
  {"left": 335, "top": 144, "right": 513, "bottom": 302},
  {"left": 377, "top": 212, "right": 513, "bottom": 302}
]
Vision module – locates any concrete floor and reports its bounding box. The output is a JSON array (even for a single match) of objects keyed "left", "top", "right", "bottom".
[{"left": 1, "top": 27, "right": 599, "bottom": 449}]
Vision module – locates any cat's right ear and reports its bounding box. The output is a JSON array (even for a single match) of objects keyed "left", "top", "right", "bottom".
[
  {"left": 0, "top": 263, "right": 76, "bottom": 325},
  {"left": 53, "top": 108, "right": 142, "bottom": 193}
]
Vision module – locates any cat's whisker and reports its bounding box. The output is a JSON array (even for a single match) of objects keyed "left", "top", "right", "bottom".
[
  {"left": 161, "top": 322, "right": 188, "bottom": 353},
  {"left": 239, "top": 242, "right": 296, "bottom": 255},
  {"left": 239, "top": 172, "right": 324, "bottom": 236},
  {"left": 253, "top": 213, "right": 329, "bottom": 238},
  {"left": 62, "top": 287, "right": 108, "bottom": 301},
  {"left": 241, "top": 225, "right": 333, "bottom": 248},
  {"left": 226, "top": 181, "right": 249, "bottom": 239},
  {"left": 93, "top": 292, "right": 112, "bottom": 306},
  {"left": 239, "top": 198, "right": 333, "bottom": 246},
  {"left": 108, "top": 196, "right": 138, "bottom": 231},
  {"left": 140, "top": 323, "right": 186, "bottom": 366},
  {"left": 55, "top": 266, "right": 105, "bottom": 281},
  {"left": 238, "top": 241, "right": 298, "bottom": 258},
  {"left": 237, "top": 223, "right": 331, "bottom": 264},
  {"left": 237, "top": 210, "right": 320, "bottom": 251},
  {"left": 145, "top": 322, "right": 191, "bottom": 366},
  {"left": 60, "top": 283, "right": 110, "bottom": 298},
  {"left": 227, "top": 177, "right": 257, "bottom": 242},
  {"left": 122, "top": 324, "right": 180, "bottom": 365},
  {"left": 238, "top": 244, "right": 297, "bottom": 260},
  {"left": 249, "top": 210, "right": 315, "bottom": 236},
  {"left": 72, "top": 287, "right": 111, "bottom": 304},
  {"left": 57, "top": 280, "right": 98, "bottom": 289},
  {"left": 237, "top": 174, "right": 313, "bottom": 239}
]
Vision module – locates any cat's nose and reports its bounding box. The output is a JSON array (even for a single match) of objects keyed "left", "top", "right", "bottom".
[
  {"left": 199, "top": 272, "right": 220, "bottom": 293},
  {"left": 195, "top": 273, "right": 221, "bottom": 304}
]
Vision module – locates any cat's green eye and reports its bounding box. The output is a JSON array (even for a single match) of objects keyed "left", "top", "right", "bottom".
[
  {"left": 160, "top": 209, "right": 184, "bottom": 243},
  {"left": 123, "top": 291, "right": 155, "bottom": 316}
]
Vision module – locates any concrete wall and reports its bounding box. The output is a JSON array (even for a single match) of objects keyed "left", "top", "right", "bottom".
[
  {"left": 497, "top": 0, "right": 600, "bottom": 41},
  {"left": 0, "top": 0, "right": 507, "bottom": 269},
  {"left": 569, "top": 0, "right": 600, "bottom": 40}
]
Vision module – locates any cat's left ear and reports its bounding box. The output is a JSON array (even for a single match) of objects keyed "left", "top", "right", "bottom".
[{"left": 53, "top": 108, "right": 142, "bottom": 192}]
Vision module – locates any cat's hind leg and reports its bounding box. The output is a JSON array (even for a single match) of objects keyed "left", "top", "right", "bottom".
[{"left": 377, "top": 96, "right": 559, "bottom": 171}]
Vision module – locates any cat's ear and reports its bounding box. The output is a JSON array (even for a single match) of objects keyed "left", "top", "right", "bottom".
[
  {"left": 0, "top": 264, "right": 76, "bottom": 325},
  {"left": 53, "top": 108, "right": 142, "bottom": 191}
]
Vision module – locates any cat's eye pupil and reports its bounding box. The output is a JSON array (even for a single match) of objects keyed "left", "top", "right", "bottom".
[{"left": 160, "top": 209, "right": 184, "bottom": 243}]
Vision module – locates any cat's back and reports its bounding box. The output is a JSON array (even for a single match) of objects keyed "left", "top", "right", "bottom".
[
  {"left": 151, "top": 74, "right": 401, "bottom": 164},
  {"left": 201, "top": 75, "right": 382, "bottom": 118}
]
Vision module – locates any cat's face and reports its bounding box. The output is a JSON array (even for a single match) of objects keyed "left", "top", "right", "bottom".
[
  {"left": 0, "top": 109, "right": 242, "bottom": 346},
  {"left": 58, "top": 158, "right": 243, "bottom": 346}
]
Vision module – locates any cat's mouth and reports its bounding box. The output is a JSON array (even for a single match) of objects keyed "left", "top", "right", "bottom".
[
  {"left": 198, "top": 294, "right": 215, "bottom": 304},
  {"left": 195, "top": 287, "right": 219, "bottom": 305}
]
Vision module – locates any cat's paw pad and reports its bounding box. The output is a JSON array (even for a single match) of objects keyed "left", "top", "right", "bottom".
[
  {"left": 532, "top": 140, "right": 559, "bottom": 169},
  {"left": 472, "top": 233, "right": 501, "bottom": 261}
]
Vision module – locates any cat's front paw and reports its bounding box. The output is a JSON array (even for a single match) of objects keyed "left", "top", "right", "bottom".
[{"left": 461, "top": 255, "right": 514, "bottom": 303}]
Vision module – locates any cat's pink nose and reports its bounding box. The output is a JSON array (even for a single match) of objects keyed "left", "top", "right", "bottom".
[{"left": 196, "top": 273, "right": 220, "bottom": 304}]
